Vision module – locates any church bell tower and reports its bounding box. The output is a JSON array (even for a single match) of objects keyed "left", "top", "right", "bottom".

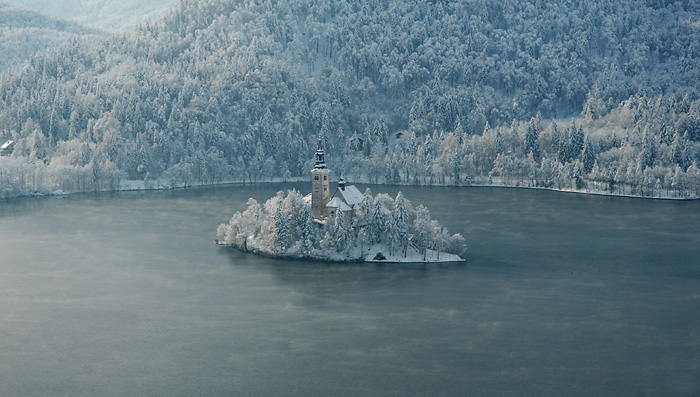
[{"left": 311, "top": 139, "right": 331, "bottom": 219}]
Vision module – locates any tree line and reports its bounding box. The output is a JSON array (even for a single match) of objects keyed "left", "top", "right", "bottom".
[
  {"left": 1, "top": 0, "right": 699, "bottom": 198},
  {"left": 345, "top": 95, "right": 700, "bottom": 198}
]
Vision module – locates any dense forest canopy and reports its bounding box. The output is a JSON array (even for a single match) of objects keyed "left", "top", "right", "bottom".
[{"left": 1, "top": 0, "right": 699, "bottom": 198}]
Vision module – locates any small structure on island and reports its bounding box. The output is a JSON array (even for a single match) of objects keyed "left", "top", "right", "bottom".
[{"left": 326, "top": 176, "right": 363, "bottom": 219}]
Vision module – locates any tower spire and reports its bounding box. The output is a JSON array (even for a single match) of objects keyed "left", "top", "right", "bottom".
[
  {"left": 311, "top": 138, "right": 331, "bottom": 219},
  {"left": 314, "top": 137, "right": 326, "bottom": 169}
]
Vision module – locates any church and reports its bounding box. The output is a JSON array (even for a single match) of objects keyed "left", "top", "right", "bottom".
[{"left": 308, "top": 141, "right": 363, "bottom": 221}]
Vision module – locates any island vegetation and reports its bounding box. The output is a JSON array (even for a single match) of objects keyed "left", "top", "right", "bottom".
[{"left": 216, "top": 189, "right": 467, "bottom": 263}]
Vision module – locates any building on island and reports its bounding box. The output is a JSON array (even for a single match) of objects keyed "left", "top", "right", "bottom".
[
  {"left": 309, "top": 141, "right": 364, "bottom": 221},
  {"left": 311, "top": 141, "right": 331, "bottom": 219},
  {"left": 326, "top": 176, "right": 363, "bottom": 219}
]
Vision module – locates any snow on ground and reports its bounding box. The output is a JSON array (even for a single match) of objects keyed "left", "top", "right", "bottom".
[
  {"left": 218, "top": 241, "right": 465, "bottom": 264},
  {"left": 362, "top": 243, "right": 465, "bottom": 263}
]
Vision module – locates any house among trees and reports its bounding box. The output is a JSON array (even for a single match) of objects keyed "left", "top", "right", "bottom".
[
  {"left": 308, "top": 141, "right": 364, "bottom": 221},
  {"left": 1, "top": 140, "right": 14, "bottom": 156}
]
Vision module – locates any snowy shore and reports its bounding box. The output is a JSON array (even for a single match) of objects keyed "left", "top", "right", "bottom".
[
  {"left": 3, "top": 177, "right": 697, "bottom": 201},
  {"left": 361, "top": 244, "right": 465, "bottom": 263},
  {"left": 113, "top": 178, "right": 700, "bottom": 201},
  {"left": 218, "top": 240, "right": 465, "bottom": 264}
]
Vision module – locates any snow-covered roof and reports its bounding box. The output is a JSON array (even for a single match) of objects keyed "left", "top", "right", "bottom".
[
  {"left": 1, "top": 140, "right": 14, "bottom": 150},
  {"left": 302, "top": 193, "right": 312, "bottom": 205},
  {"left": 326, "top": 197, "right": 351, "bottom": 212},
  {"left": 334, "top": 185, "right": 363, "bottom": 208}
]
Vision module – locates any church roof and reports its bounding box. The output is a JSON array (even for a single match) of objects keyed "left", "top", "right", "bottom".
[
  {"left": 334, "top": 185, "right": 363, "bottom": 208},
  {"left": 326, "top": 197, "right": 351, "bottom": 211}
]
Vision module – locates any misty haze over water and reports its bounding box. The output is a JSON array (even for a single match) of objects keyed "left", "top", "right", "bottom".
[{"left": 1, "top": 184, "right": 698, "bottom": 396}]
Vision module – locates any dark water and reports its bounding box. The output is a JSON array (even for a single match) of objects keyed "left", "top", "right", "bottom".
[{"left": 1, "top": 183, "right": 699, "bottom": 396}]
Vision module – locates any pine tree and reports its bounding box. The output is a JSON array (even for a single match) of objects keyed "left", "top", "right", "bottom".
[
  {"left": 569, "top": 124, "right": 584, "bottom": 161},
  {"left": 525, "top": 118, "right": 540, "bottom": 161},
  {"left": 274, "top": 206, "right": 290, "bottom": 251},
  {"left": 332, "top": 211, "right": 348, "bottom": 255},
  {"left": 393, "top": 191, "right": 411, "bottom": 257},
  {"left": 671, "top": 131, "right": 689, "bottom": 170},
  {"left": 556, "top": 124, "right": 570, "bottom": 164},
  {"left": 412, "top": 205, "right": 432, "bottom": 262},
  {"left": 366, "top": 200, "right": 386, "bottom": 244},
  {"left": 641, "top": 127, "right": 656, "bottom": 169},
  {"left": 300, "top": 204, "right": 315, "bottom": 255},
  {"left": 494, "top": 129, "right": 503, "bottom": 156},
  {"left": 363, "top": 124, "right": 373, "bottom": 157},
  {"left": 582, "top": 137, "right": 596, "bottom": 174},
  {"left": 356, "top": 188, "right": 374, "bottom": 226}
]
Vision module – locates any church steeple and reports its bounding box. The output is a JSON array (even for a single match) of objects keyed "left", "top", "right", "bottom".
[
  {"left": 314, "top": 139, "right": 327, "bottom": 169},
  {"left": 311, "top": 139, "right": 331, "bottom": 219}
]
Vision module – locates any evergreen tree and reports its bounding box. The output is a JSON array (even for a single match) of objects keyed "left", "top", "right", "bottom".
[
  {"left": 556, "top": 123, "right": 570, "bottom": 164},
  {"left": 671, "top": 131, "right": 689, "bottom": 170},
  {"left": 412, "top": 205, "right": 432, "bottom": 262},
  {"left": 393, "top": 191, "right": 411, "bottom": 257},
  {"left": 494, "top": 129, "right": 503, "bottom": 156},
  {"left": 641, "top": 127, "right": 656, "bottom": 169},
  {"left": 332, "top": 211, "right": 349, "bottom": 255},
  {"left": 582, "top": 137, "right": 596, "bottom": 174},
  {"left": 570, "top": 124, "right": 584, "bottom": 161},
  {"left": 366, "top": 200, "right": 386, "bottom": 245},
  {"left": 300, "top": 204, "right": 316, "bottom": 255},
  {"left": 525, "top": 118, "right": 540, "bottom": 161},
  {"left": 356, "top": 188, "right": 374, "bottom": 226},
  {"left": 274, "top": 206, "right": 290, "bottom": 251}
]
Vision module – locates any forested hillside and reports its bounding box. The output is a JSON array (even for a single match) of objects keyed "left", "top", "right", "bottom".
[
  {"left": 0, "top": 3, "right": 101, "bottom": 72},
  {"left": 2, "top": 0, "right": 177, "bottom": 32},
  {"left": 1, "top": 0, "right": 699, "bottom": 198}
]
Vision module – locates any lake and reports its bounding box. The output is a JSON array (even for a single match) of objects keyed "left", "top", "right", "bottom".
[{"left": 1, "top": 183, "right": 699, "bottom": 396}]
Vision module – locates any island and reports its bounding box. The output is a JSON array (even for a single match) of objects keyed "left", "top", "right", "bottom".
[{"left": 216, "top": 143, "right": 466, "bottom": 263}]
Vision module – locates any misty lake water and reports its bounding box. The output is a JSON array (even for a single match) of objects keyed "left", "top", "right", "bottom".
[{"left": 1, "top": 183, "right": 699, "bottom": 396}]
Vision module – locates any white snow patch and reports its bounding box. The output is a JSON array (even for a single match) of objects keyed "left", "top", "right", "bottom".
[{"left": 362, "top": 244, "right": 465, "bottom": 264}]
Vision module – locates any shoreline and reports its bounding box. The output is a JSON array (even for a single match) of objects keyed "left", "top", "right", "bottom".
[
  {"left": 216, "top": 241, "right": 467, "bottom": 265},
  {"left": 2, "top": 178, "right": 698, "bottom": 202}
]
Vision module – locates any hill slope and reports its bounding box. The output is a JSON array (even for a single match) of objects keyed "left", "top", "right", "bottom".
[
  {"left": 0, "top": 3, "right": 102, "bottom": 72},
  {"left": 0, "top": 0, "right": 699, "bottom": 197},
  {"left": 2, "top": 0, "right": 178, "bottom": 32}
]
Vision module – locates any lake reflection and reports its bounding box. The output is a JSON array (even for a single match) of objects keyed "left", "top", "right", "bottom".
[{"left": 1, "top": 184, "right": 699, "bottom": 396}]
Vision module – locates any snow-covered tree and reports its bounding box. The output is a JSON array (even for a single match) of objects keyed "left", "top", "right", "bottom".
[
  {"left": 274, "top": 206, "right": 290, "bottom": 251},
  {"left": 525, "top": 117, "right": 540, "bottom": 161}
]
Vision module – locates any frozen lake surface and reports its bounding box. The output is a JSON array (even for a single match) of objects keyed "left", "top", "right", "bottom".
[{"left": 1, "top": 183, "right": 699, "bottom": 396}]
